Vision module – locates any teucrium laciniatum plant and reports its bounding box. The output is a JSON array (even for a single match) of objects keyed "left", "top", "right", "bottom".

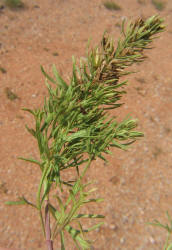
[{"left": 6, "top": 15, "right": 165, "bottom": 249}]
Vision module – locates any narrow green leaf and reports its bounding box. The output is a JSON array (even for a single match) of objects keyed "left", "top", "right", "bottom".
[
  {"left": 148, "top": 221, "right": 168, "bottom": 230},
  {"left": 60, "top": 231, "right": 65, "bottom": 250},
  {"left": 69, "top": 189, "right": 77, "bottom": 205},
  {"left": 77, "top": 221, "right": 84, "bottom": 239},
  {"left": 48, "top": 203, "right": 60, "bottom": 220},
  {"left": 6, "top": 196, "right": 37, "bottom": 209},
  {"left": 41, "top": 66, "right": 56, "bottom": 84},
  {"left": 22, "top": 108, "right": 35, "bottom": 116},
  {"left": 25, "top": 125, "right": 36, "bottom": 137},
  {"left": 110, "top": 140, "right": 128, "bottom": 150},
  {"left": 41, "top": 183, "right": 51, "bottom": 205},
  {"left": 65, "top": 225, "right": 90, "bottom": 249},
  {"left": 74, "top": 214, "right": 105, "bottom": 219},
  {"left": 6, "top": 200, "right": 26, "bottom": 206},
  {"left": 52, "top": 64, "right": 68, "bottom": 90},
  {"left": 66, "top": 130, "right": 88, "bottom": 142},
  {"left": 85, "top": 222, "right": 104, "bottom": 232},
  {"left": 18, "top": 157, "right": 43, "bottom": 168},
  {"left": 83, "top": 198, "right": 104, "bottom": 204},
  {"left": 55, "top": 195, "right": 66, "bottom": 217},
  {"left": 166, "top": 211, "right": 172, "bottom": 229},
  {"left": 41, "top": 113, "right": 54, "bottom": 132}
]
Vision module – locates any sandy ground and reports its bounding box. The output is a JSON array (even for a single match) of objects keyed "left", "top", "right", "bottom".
[{"left": 0, "top": 0, "right": 172, "bottom": 249}]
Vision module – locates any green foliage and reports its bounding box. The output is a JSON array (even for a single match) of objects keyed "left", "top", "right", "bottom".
[
  {"left": 6, "top": 15, "right": 165, "bottom": 249},
  {"left": 149, "top": 212, "right": 172, "bottom": 250},
  {"left": 4, "top": 0, "right": 24, "bottom": 9},
  {"left": 6, "top": 196, "right": 37, "bottom": 208},
  {"left": 49, "top": 177, "right": 104, "bottom": 249},
  {"left": 152, "top": 0, "right": 166, "bottom": 11},
  {"left": 103, "top": 1, "right": 121, "bottom": 10}
]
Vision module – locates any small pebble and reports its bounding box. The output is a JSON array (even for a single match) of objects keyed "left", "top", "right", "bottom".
[
  {"left": 109, "top": 224, "right": 118, "bottom": 231},
  {"left": 120, "top": 237, "right": 125, "bottom": 244},
  {"left": 149, "top": 236, "right": 155, "bottom": 244}
]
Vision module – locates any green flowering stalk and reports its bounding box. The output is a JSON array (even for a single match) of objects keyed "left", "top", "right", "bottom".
[{"left": 6, "top": 15, "right": 165, "bottom": 250}]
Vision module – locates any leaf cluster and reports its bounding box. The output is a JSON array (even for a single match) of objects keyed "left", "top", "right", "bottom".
[
  {"left": 7, "top": 15, "right": 165, "bottom": 249},
  {"left": 49, "top": 178, "right": 104, "bottom": 249},
  {"left": 22, "top": 16, "right": 164, "bottom": 184}
]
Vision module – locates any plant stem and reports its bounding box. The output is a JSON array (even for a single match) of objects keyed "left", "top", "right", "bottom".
[
  {"left": 37, "top": 165, "right": 49, "bottom": 236},
  {"left": 45, "top": 198, "right": 53, "bottom": 250}
]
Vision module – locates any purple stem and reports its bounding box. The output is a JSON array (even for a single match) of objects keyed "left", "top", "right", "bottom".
[{"left": 45, "top": 199, "right": 53, "bottom": 250}]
